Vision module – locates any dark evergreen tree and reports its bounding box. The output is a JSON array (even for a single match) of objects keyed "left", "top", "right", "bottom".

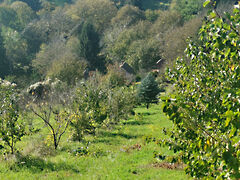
[
  {"left": 78, "top": 22, "right": 104, "bottom": 71},
  {"left": 137, "top": 73, "right": 160, "bottom": 108},
  {"left": 0, "top": 29, "right": 9, "bottom": 78}
]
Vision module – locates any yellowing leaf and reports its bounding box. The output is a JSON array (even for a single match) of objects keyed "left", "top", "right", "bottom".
[
  {"left": 225, "top": 118, "right": 231, "bottom": 127},
  {"left": 206, "top": 139, "right": 210, "bottom": 146},
  {"left": 203, "top": 0, "right": 211, "bottom": 7}
]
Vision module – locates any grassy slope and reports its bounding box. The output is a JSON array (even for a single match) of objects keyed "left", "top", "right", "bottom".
[{"left": 0, "top": 104, "right": 191, "bottom": 180}]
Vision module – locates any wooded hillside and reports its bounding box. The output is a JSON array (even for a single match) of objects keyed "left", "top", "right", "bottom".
[{"left": 0, "top": 0, "right": 216, "bottom": 87}]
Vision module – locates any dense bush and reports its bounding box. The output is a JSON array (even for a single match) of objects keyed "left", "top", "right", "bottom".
[
  {"left": 162, "top": 5, "right": 240, "bottom": 179},
  {"left": 103, "top": 63, "right": 130, "bottom": 88},
  {"left": 71, "top": 72, "right": 137, "bottom": 141},
  {"left": 71, "top": 76, "right": 108, "bottom": 141},
  {"left": 105, "top": 86, "right": 137, "bottom": 126}
]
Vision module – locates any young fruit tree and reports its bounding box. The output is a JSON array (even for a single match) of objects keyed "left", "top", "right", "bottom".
[
  {"left": 162, "top": 2, "right": 240, "bottom": 179},
  {"left": 137, "top": 73, "right": 160, "bottom": 109},
  {"left": 0, "top": 79, "right": 25, "bottom": 154},
  {"left": 26, "top": 79, "right": 71, "bottom": 150}
]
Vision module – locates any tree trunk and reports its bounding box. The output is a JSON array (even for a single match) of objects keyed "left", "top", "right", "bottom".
[
  {"left": 11, "top": 135, "right": 14, "bottom": 154},
  {"left": 53, "top": 134, "right": 58, "bottom": 150}
]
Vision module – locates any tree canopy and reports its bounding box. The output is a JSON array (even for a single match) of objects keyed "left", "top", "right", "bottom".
[{"left": 162, "top": 4, "right": 240, "bottom": 179}]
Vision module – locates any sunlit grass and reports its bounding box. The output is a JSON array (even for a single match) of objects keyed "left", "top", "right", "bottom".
[{"left": 0, "top": 103, "right": 191, "bottom": 179}]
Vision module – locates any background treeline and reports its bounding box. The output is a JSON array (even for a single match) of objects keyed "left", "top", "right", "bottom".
[
  {"left": 0, "top": 0, "right": 205, "bottom": 87},
  {"left": 0, "top": 0, "right": 235, "bottom": 87}
]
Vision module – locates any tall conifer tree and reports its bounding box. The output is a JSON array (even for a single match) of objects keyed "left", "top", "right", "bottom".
[
  {"left": 78, "top": 22, "right": 104, "bottom": 70},
  {"left": 0, "top": 29, "right": 9, "bottom": 78}
]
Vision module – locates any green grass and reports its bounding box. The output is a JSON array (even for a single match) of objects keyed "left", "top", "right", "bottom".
[{"left": 0, "top": 104, "right": 191, "bottom": 180}]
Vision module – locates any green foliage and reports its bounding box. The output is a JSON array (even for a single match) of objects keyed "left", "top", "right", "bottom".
[
  {"left": 27, "top": 79, "right": 72, "bottom": 150},
  {"left": 105, "top": 86, "right": 137, "bottom": 125},
  {"left": 0, "top": 0, "right": 233, "bottom": 85},
  {"left": 171, "top": 0, "right": 204, "bottom": 21},
  {"left": 10, "top": 1, "right": 36, "bottom": 30},
  {"left": 162, "top": 8, "right": 240, "bottom": 179},
  {"left": 111, "top": 0, "right": 171, "bottom": 10},
  {"left": 71, "top": 78, "right": 108, "bottom": 141},
  {"left": 47, "top": 51, "right": 87, "bottom": 85},
  {"left": 2, "top": 26, "right": 29, "bottom": 75},
  {"left": 0, "top": 80, "right": 25, "bottom": 154},
  {"left": 140, "top": 0, "right": 171, "bottom": 10},
  {"left": 71, "top": 73, "right": 137, "bottom": 141},
  {"left": 138, "top": 73, "right": 160, "bottom": 108},
  {"left": 0, "top": 5, "right": 18, "bottom": 29},
  {"left": 127, "top": 38, "right": 161, "bottom": 70},
  {"left": 110, "top": 0, "right": 141, "bottom": 9},
  {"left": 19, "top": 0, "right": 42, "bottom": 11},
  {"left": 150, "top": 10, "right": 182, "bottom": 35},
  {"left": 104, "top": 8, "right": 187, "bottom": 71},
  {"left": 68, "top": 0, "right": 117, "bottom": 33},
  {"left": 111, "top": 5, "right": 145, "bottom": 28},
  {"left": 0, "top": 0, "right": 212, "bottom": 83},
  {"left": 33, "top": 33, "right": 83, "bottom": 82},
  {"left": 162, "top": 16, "right": 202, "bottom": 64},
  {"left": 47, "top": 0, "right": 72, "bottom": 6},
  {"left": 104, "top": 20, "right": 158, "bottom": 70},
  {"left": 77, "top": 22, "right": 104, "bottom": 70},
  {"left": 0, "top": 28, "right": 9, "bottom": 78},
  {"left": 144, "top": 9, "right": 161, "bottom": 22},
  {"left": 104, "top": 63, "right": 127, "bottom": 88}
]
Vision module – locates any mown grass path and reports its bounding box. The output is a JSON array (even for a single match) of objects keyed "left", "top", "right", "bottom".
[{"left": 0, "top": 104, "right": 191, "bottom": 179}]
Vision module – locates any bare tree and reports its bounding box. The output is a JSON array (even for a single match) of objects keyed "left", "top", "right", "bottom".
[{"left": 26, "top": 79, "right": 72, "bottom": 150}]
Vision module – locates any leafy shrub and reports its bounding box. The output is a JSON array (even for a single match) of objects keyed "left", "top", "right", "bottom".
[
  {"left": 104, "top": 86, "right": 137, "bottom": 126},
  {"left": 71, "top": 73, "right": 137, "bottom": 141},
  {"left": 71, "top": 76, "right": 108, "bottom": 141},
  {"left": 103, "top": 63, "right": 127, "bottom": 88}
]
